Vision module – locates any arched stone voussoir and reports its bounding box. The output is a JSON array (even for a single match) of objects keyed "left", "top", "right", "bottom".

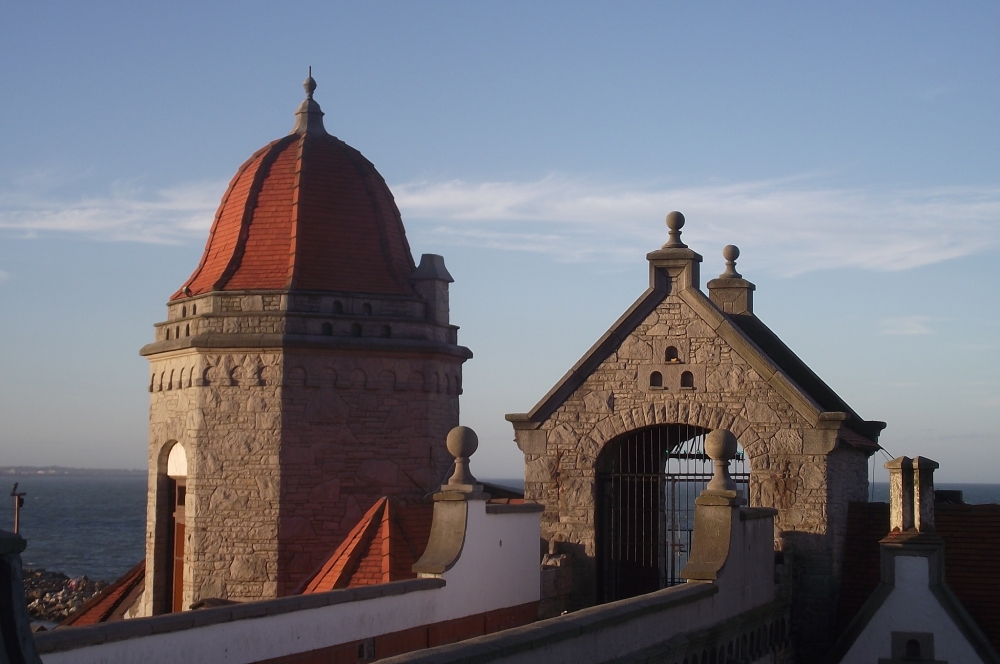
[{"left": 583, "top": 403, "right": 754, "bottom": 452}]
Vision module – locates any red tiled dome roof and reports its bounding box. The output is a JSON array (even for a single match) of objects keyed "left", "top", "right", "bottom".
[{"left": 173, "top": 77, "right": 416, "bottom": 300}]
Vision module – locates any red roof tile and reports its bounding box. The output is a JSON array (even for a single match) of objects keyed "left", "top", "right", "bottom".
[
  {"left": 836, "top": 501, "right": 1000, "bottom": 652},
  {"left": 299, "top": 496, "right": 434, "bottom": 593},
  {"left": 59, "top": 560, "right": 145, "bottom": 627},
  {"left": 173, "top": 111, "right": 416, "bottom": 300}
]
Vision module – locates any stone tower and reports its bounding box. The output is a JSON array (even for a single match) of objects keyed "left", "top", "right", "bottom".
[{"left": 139, "top": 76, "right": 471, "bottom": 615}]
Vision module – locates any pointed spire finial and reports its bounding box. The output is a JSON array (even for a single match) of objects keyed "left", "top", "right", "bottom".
[
  {"left": 304, "top": 66, "right": 316, "bottom": 100},
  {"left": 291, "top": 68, "right": 328, "bottom": 136}
]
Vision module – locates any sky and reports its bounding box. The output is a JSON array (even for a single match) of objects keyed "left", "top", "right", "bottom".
[{"left": 0, "top": 3, "right": 998, "bottom": 483}]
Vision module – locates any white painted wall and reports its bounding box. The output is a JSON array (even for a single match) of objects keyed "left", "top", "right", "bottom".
[
  {"left": 40, "top": 500, "right": 541, "bottom": 664},
  {"left": 435, "top": 502, "right": 541, "bottom": 614},
  {"left": 840, "top": 555, "right": 985, "bottom": 664}
]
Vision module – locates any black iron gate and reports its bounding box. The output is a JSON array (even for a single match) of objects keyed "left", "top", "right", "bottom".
[{"left": 596, "top": 424, "right": 750, "bottom": 602}]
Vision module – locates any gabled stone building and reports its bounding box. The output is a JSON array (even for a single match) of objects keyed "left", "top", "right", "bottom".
[
  {"left": 506, "top": 212, "right": 885, "bottom": 658},
  {"left": 138, "top": 76, "right": 471, "bottom": 615}
]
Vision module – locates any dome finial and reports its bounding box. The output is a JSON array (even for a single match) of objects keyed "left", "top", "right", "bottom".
[
  {"left": 291, "top": 68, "right": 328, "bottom": 136},
  {"left": 304, "top": 66, "right": 317, "bottom": 100}
]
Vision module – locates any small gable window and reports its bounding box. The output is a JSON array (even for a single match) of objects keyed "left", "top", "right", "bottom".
[
  {"left": 665, "top": 346, "right": 679, "bottom": 363},
  {"left": 333, "top": 300, "right": 344, "bottom": 314},
  {"left": 321, "top": 322, "right": 333, "bottom": 336},
  {"left": 680, "top": 371, "right": 694, "bottom": 389},
  {"left": 649, "top": 371, "right": 663, "bottom": 388},
  {"left": 905, "top": 640, "right": 921, "bottom": 660},
  {"left": 362, "top": 303, "right": 373, "bottom": 316}
]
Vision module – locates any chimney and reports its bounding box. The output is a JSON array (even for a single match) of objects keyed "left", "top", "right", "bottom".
[
  {"left": 707, "top": 245, "right": 755, "bottom": 315},
  {"left": 884, "top": 456, "right": 938, "bottom": 534}
]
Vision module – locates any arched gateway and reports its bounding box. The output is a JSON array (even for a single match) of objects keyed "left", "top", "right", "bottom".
[
  {"left": 596, "top": 424, "right": 749, "bottom": 601},
  {"left": 507, "top": 214, "right": 884, "bottom": 660}
]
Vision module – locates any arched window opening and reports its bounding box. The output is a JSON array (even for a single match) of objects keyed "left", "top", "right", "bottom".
[
  {"left": 175, "top": 326, "right": 180, "bottom": 339},
  {"left": 351, "top": 323, "right": 363, "bottom": 337},
  {"left": 649, "top": 371, "right": 663, "bottom": 388},
  {"left": 380, "top": 325, "right": 391, "bottom": 338},
  {"left": 665, "top": 346, "right": 679, "bottom": 362},
  {"left": 165, "top": 444, "right": 187, "bottom": 613},
  {"left": 181, "top": 306, "right": 187, "bottom": 318},
  {"left": 905, "top": 640, "right": 921, "bottom": 659},
  {"left": 191, "top": 304, "right": 197, "bottom": 316},
  {"left": 185, "top": 324, "right": 190, "bottom": 337},
  {"left": 321, "top": 322, "right": 333, "bottom": 336},
  {"left": 165, "top": 328, "right": 171, "bottom": 341},
  {"left": 333, "top": 300, "right": 344, "bottom": 314},
  {"left": 362, "top": 303, "right": 373, "bottom": 316},
  {"left": 596, "top": 424, "right": 750, "bottom": 602},
  {"left": 680, "top": 371, "right": 694, "bottom": 389}
]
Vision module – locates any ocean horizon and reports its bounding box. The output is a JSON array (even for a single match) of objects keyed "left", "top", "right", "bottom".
[{"left": 2, "top": 474, "right": 997, "bottom": 584}]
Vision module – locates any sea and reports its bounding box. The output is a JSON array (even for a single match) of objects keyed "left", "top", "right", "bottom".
[{"left": 1, "top": 473, "right": 997, "bottom": 585}]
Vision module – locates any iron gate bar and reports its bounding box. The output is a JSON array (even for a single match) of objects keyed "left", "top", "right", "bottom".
[{"left": 596, "top": 424, "right": 751, "bottom": 603}]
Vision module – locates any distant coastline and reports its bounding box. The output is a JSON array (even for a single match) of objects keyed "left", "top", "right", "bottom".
[{"left": 0, "top": 467, "right": 145, "bottom": 477}]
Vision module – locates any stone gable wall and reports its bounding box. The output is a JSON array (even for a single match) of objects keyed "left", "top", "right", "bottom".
[{"left": 518, "top": 291, "right": 868, "bottom": 657}]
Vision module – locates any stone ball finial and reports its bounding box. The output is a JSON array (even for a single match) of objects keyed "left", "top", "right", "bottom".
[
  {"left": 443, "top": 426, "right": 482, "bottom": 493},
  {"left": 705, "top": 429, "right": 738, "bottom": 493},
  {"left": 663, "top": 211, "right": 688, "bottom": 249},
  {"left": 446, "top": 426, "right": 479, "bottom": 460},
  {"left": 304, "top": 66, "right": 317, "bottom": 99},
  {"left": 720, "top": 244, "right": 742, "bottom": 278}
]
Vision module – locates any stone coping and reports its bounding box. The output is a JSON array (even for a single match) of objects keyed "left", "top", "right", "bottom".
[
  {"left": 484, "top": 503, "right": 545, "bottom": 515},
  {"left": 380, "top": 581, "right": 719, "bottom": 663},
  {"left": 139, "top": 333, "right": 472, "bottom": 359},
  {"left": 740, "top": 507, "right": 779, "bottom": 521},
  {"left": 34, "top": 578, "right": 445, "bottom": 654}
]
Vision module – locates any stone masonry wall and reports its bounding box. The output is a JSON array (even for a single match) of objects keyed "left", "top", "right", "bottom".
[
  {"left": 142, "top": 348, "right": 462, "bottom": 612},
  {"left": 276, "top": 351, "right": 460, "bottom": 595},
  {"left": 519, "top": 291, "right": 868, "bottom": 658}
]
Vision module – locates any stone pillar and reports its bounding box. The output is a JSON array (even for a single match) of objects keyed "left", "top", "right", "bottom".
[
  {"left": 707, "top": 245, "right": 755, "bottom": 315},
  {"left": 885, "top": 456, "right": 915, "bottom": 533},
  {"left": 912, "top": 457, "right": 938, "bottom": 533}
]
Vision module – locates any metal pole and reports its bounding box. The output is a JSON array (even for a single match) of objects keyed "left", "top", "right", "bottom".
[{"left": 10, "top": 483, "right": 26, "bottom": 534}]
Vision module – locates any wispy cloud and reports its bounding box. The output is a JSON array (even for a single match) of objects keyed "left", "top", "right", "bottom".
[
  {"left": 395, "top": 177, "right": 1000, "bottom": 275},
  {"left": 0, "top": 179, "right": 223, "bottom": 244},
  {"left": 2, "top": 172, "right": 999, "bottom": 275},
  {"left": 878, "top": 315, "right": 936, "bottom": 336}
]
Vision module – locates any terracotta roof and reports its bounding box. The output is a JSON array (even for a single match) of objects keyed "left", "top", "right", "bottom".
[
  {"left": 59, "top": 560, "right": 144, "bottom": 627},
  {"left": 836, "top": 501, "right": 1000, "bottom": 652},
  {"left": 173, "top": 80, "right": 416, "bottom": 300},
  {"left": 299, "top": 496, "right": 434, "bottom": 593}
]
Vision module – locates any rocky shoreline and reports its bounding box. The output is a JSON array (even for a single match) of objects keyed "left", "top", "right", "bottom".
[{"left": 22, "top": 568, "right": 107, "bottom": 623}]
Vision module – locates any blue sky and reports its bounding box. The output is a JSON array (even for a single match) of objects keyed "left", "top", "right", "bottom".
[{"left": 0, "top": 3, "right": 997, "bottom": 482}]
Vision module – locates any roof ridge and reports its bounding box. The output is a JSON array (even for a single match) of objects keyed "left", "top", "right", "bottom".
[{"left": 299, "top": 497, "right": 387, "bottom": 594}]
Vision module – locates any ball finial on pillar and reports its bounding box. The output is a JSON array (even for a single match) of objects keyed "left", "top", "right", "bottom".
[
  {"left": 704, "top": 429, "right": 739, "bottom": 493},
  {"left": 663, "top": 211, "right": 688, "bottom": 249},
  {"left": 443, "top": 426, "right": 482, "bottom": 493},
  {"left": 720, "top": 244, "right": 742, "bottom": 278}
]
